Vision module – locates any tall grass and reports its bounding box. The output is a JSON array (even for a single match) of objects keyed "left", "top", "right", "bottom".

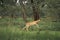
[
  {"left": 0, "top": 27, "right": 60, "bottom": 40},
  {"left": 0, "top": 17, "right": 60, "bottom": 40}
]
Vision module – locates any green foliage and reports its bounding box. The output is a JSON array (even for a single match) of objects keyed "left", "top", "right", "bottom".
[
  {"left": 0, "top": 0, "right": 60, "bottom": 40},
  {"left": 0, "top": 17, "right": 60, "bottom": 40},
  {"left": 0, "top": 0, "right": 60, "bottom": 21},
  {"left": 0, "top": 26, "right": 60, "bottom": 40},
  {"left": 0, "top": 18, "right": 60, "bottom": 31}
]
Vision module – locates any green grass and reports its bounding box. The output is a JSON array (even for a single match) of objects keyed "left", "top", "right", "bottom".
[
  {"left": 0, "top": 27, "right": 60, "bottom": 40},
  {"left": 0, "top": 17, "right": 60, "bottom": 40}
]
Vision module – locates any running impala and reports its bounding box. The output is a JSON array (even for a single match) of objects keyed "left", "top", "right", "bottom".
[{"left": 23, "top": 20, "right": 40, "bottom": 31}]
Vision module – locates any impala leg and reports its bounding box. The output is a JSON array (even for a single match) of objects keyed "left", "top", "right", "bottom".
[
  {"left": 26, "top": 26, "right": 28, "bottom": 31},
  {"left": 26, "top": 25, "right": 30, "bottom": 31},
  {"left": 36, "top": 24, "right": 41, "bottom": 31},
  {"left": 36, "top": 24, "right": 39, "bottom": 29},
  {"left": 22, "top": 25, "right": 29, "bottom": 31}
]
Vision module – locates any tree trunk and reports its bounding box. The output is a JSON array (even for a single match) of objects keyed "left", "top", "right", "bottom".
[
  {"left": 21, "top": 2, "right": 28, "bottom": 22},
  {"left": 31, "top": 0, "right": 40, "bottom": 21}
]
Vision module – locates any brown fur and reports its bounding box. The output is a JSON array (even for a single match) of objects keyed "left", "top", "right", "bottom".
[{"left": 22, "top": 20, "right": 40, "bottom": 31}]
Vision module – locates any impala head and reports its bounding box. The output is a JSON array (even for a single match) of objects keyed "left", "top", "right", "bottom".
[{"left": 35, "top": 19, "right": 40, "bottom": 23}]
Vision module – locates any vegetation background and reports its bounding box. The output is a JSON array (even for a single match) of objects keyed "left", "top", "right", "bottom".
[{"left": 0, "top": 0, "right": 60, "bottom": 40}]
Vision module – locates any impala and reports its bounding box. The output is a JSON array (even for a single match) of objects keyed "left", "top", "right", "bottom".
[{"left": 22, "top": 20, "right": 40, "bottom": 31}]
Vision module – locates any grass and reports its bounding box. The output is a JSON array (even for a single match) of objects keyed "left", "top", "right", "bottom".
[
  {"left": 0, "top": 27, "right": 60, "bottom": 40},
  {"left": 0, "top": 17, "right": 60, "bottom": 40}
]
